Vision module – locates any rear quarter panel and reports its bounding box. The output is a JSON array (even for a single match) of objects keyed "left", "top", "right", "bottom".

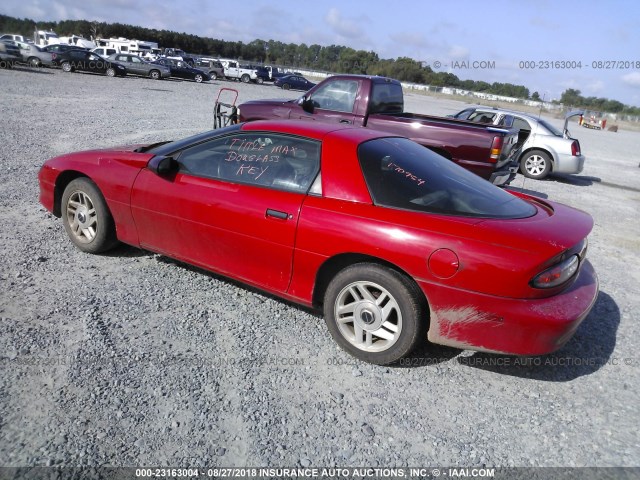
[{"left": 287, "top": 129, "right": 587, "bottom": 303}]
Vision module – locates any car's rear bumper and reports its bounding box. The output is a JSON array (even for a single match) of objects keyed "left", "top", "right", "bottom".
[
  {"left": 555, "top": 153, "right": 585, "bottom": 174},
  {"left": 421, "top": 260, "right": 599, "bottom": 355}
]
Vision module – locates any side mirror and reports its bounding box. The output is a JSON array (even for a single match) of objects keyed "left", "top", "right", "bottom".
[
  {"left": 298, "top": 96, "right": 314, "bottom": 114},
  {"left": 148, "top": 155, "right": 179, "bottom": 176}
]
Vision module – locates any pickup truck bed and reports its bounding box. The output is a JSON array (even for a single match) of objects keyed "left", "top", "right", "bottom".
[
  {"left": 238, "top": 75, "right": 520, "bottom": 185},
  {"left": 367, "top": 112, "right": 517, "bottom": 180}
]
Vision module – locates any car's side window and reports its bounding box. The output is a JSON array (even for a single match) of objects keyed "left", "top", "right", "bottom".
[
  {"left": 310, "top": 79, "right": 359, "bottom": 112},
  {"left": 513, "top": 118, "right": 531, "bottom": 132},
  {"left": 176, "top": 133, "right": 321, "bottom": 194},
  {"left": 468, "top": 111, "right": 496, "bottom": 123}
]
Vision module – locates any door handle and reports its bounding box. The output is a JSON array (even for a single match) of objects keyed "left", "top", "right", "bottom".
[
  {"left": 266, "top": 208, "right": 289, "bottom": 220},
  {"left": 339, "top": 119, "right": 351, "bottom": 124}
]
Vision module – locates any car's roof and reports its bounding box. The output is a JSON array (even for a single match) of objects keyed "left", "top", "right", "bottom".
[
  {"left": 466, "top": 106, "right": 542, "bottom": 121},
  {"left": 240, "top": 119, "right": 391, "bottom": 142}
]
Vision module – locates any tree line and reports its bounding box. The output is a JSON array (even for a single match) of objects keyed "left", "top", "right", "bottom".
[
  {"left": 557, "top": 88, "right": 636, "bottom": 115},
  {"left": 2, "top": 14, "right": 638, "bottom": 114}
]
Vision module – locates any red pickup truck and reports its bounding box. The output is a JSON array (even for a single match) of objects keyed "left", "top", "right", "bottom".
[{"left": 238, "top": 75, "right": 521, "bottom": 185}]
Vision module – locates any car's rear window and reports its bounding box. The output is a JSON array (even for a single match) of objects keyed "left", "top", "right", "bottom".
[
  {"left": 537, "top": 118, "right": 563, "bottom": 137},
  {"left": 370, "top": 82, "right": 404, "bottom": 114},
  {"left": 358, "top": 138, "right": 536, "bottom": 218}
]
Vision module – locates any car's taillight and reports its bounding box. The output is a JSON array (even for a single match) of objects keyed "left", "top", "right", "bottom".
[
  {"left": 532, "top": 255, "right": 580, "bottom": 289},
  {"left": 571, "top": 140, "right": 580, "bottom": 156},
  {"left": 489, "top": 136, "right": 503, "bottom": 163}
]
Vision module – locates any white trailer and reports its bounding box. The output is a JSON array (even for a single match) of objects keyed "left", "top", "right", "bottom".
[
  {"left": 59, "top": 34, "right": 95, "bottom": 49},
  {"left": 95, "top": 37, "right": 160, "bottom": 58}
]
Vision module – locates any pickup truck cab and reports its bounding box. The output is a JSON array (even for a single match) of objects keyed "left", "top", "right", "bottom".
[{"left": 239, "top": 75, "right": 520, "bottom": 185}]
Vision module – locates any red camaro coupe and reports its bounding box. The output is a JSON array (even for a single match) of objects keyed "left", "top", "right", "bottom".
[{"left": 38, "top": 120, "right": 598, "bottom": 365}]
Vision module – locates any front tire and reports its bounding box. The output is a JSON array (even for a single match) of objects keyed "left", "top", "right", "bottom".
[
  {"left": 61, "top": 62, "right": 73, "bottom": 73},
  {"left": 282, "top": 83, "right": 291, "bottom": 90},
  {"left": 209, "top": 71, "right": 218, "bottom": 80},
  {"left": 61, "top": 178, "right": 118, "bottom": 254},
  {"left": 106, "top": 67, "right": 116, "bottom": 77},
  {"left": 149, "top": 69, "right": 161, "bottom": 80},
  {"left": 28, "top": 57, "right": 41, "bottom": 67},
  {"left": 520, "top": 150, "right": 552, "bottom": 179},
  {"left": 256, "top": 77, "right": 264, "bottom": 84},
  {"left": 241, "top": 74, "right": 250, "bottom": 83},
  {"left": 323, "top": 263, "right": 427, "bottom": 365},
  {"left": 194, "top": 73, "right": 203, "bottom": 83}
]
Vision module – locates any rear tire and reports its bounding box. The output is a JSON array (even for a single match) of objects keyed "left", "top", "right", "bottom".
[
  {"left": 256, "top": 77, "right": 264, "bottom": 84},
  {"left": 323, "top": 263, "right": 427, "bottom": 365},
  {"left": 209, "top": 71, "right": 218, "bottom": 80},
  {"left": 520, "top": 150, "right": 552, "bottom": 179},
  {"left": 194, "top": 73, "right": 203, "bottom": 83},
  {"left": 28, "top": 57, "right": 41, "bottom": 67},
  {"left": 106, "top": 67, "right": 116, "bottom": 77},
  {"left": 61, "top": 178, "right": 119, "bottom": 254},
  {"left": 149, "top": 69, "right": 161, "bottom": 80},
  {"left": 241, "top": 74, "right": 250, "bottom": 83},
  {"left": 61, "top": 62, "right": 73, "bottom": 73},
  {"left": 282, "top": 83, "right": 290, "bottom": 90}
]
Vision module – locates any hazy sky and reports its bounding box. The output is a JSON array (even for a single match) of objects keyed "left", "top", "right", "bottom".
[{"left": 4, "top": 0, "right": 640, "bottom": 105}]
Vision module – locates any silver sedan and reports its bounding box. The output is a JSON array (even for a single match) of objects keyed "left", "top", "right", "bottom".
[
  {"left": 107, "top": 53, "right": 171, "bottom": 79},
  {"left": 451, "top": 107, "right": 585, "bottom": 180},
  {"left": 17, "top": 42, "right": 55, "bottom": 67}
]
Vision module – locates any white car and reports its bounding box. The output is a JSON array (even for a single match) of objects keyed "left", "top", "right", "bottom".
[
  {"left": 451, "top": 107, "right": 585, "bottom": 180},
  {"left": 91, "top": 47, "right": 117, "bottom": 58}
]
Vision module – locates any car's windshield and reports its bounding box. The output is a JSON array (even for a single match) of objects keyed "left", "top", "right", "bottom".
[
  {"left": 358, "top": 138, "right": 537, "bottom": 218},
  {"left": 146, "top": 124, "right": 242, "bottom": 156}
]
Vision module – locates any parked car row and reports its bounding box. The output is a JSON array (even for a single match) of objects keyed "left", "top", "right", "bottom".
[
  {"left": 3, "top": 38, "right": 317, "bottom": 89},
  {"left": 0, "top": 40, "right": 211, "bottom": 83}
]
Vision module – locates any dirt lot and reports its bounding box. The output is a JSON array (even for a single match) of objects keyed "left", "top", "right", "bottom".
[{"left": 1, "top": 66, "right": 639, "bottom": 468}]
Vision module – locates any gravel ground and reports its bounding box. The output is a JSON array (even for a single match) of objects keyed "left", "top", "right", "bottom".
[{"left": 0, "top": 66, "right": 639, "bottom": 468}]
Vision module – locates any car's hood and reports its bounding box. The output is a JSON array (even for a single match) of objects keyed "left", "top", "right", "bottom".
[
  {"left": 42, "top": 144, "right": 159, "bottom": 173},
  {"left": 239, "top": 98, "right": 298, "bottom": 120},
  {"left": 91, "top": 144, "right": 149, "bottom": 153},
  {"left": 241, "top": 98, "right": 297, "bottom": 107}
]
